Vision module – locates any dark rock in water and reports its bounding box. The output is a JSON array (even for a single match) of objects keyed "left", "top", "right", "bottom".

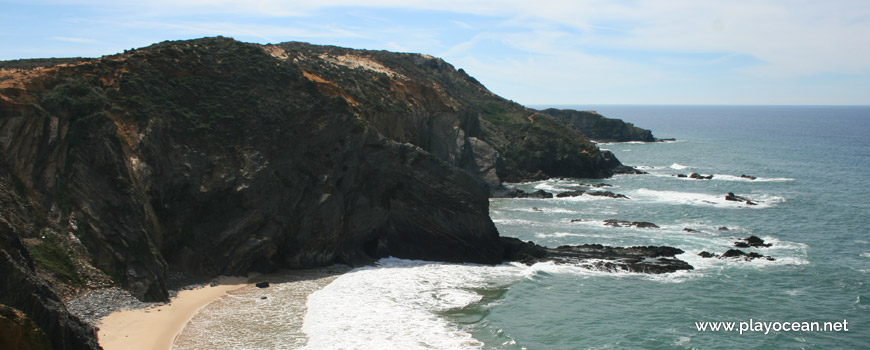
[
  {"left": 633, "top": 222, "right": 660, "bottom": 229},
  {"left": 500, "top": 237, "right": 548, "bottom": 265},
  {"left": 547, "top": 244, "right": 692, "bottom": 273},
  {"left": 604, "top": 219, "right": 659, "bottom": 229},
  {"left": 501, "top": 238, "right": 692, "bottom": 273},
  {"left": 725, "top": 192, "right": 757, "bottom": 205},
  {"left": 492, "top": 188, "right": 554, "bottom": 198},
  {"left": 740, "top": 174, "right": 758, "bottom": 180},
  {"left": 683, "top": 228, "right": 702, "bottom": 233},
  {"left": 721, "top": 249, "right": 747, "bottom": 258},
  {"left": 604, "top": 219, "right": 631, "bottom": 227},
  {"left": 556, "top": 190, "right": 585, "bottom": 198},
  {"left": 657, "top": 138, "right": 677, "bottom": 142},
  {"left": 689, "top": 173, "right": 713, "bottom": 180},
  {"left": 718, "top": 226, "right": 730, "bottom": 231},
  {"left": 587, "top": 191, "right": 630, "bottom": 199},
  {"left": 570, "top": 219, "right": 584, "bottom": 223},
  {"left": 611, "top": 166, "right": 649, "bottom": 175},
  {"left": 255, "top": 281, "right": 270, "bottom": 289},
  {"left": 743, "top": 236, "right": 772, "bottom": 248},
  {"left": 677, "top": 174, "right": 688, "bottom": 178},
  {"left": 489, "top": 187, "right": 519, "bottom": 198},
  {"left": 720, "top": 249, "right": 774, "bottom": 261},
  {"left": 260, "top": 296, "right": 267, "bottom": 300},
  {"left": 582, "top": 183, "right": 613, "bottom": 188},
  {"left": 698, "top": 251, "right": 716, "bottom": 258},
  {"left": 532, "top": 207, "right": 542, "bottom": 212},
  {"left": 733, "top": 242, "right": 751, "bottom": 248},
  {"left": 521, "top": 189, "right": 554, "bottom": 198}
]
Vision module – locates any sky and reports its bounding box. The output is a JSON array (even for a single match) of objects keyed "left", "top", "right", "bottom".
[{"left": 2, "top": 0, "right": 869, "bottom": 105}]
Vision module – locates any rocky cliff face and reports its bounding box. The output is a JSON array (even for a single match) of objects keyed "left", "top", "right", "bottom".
[
  {"left": 0, "top": 37, "right": 641, "bottom": 348},
  {"left": 0, "top": 168, "right": 99, "bottom": 350},
  {"left": 542, "top": 108, "right": 658, "bottom": 142},
  {"left": 266, "top": 42, "right": 624, "bottom": 184}
]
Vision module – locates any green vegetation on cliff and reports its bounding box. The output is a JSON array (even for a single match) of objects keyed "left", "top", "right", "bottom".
[
  {"left": 0, "top": 37, "right": 654, "bottom": 350},
  {"left": 272, "top": 41, "right": 611, "bottom": 181}
]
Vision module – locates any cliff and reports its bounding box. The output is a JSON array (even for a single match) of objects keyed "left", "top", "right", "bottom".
[
  {"left": 541, "top": 108, "right": 658, "bottom": 142},
  {"left": 0, "top": 37, "right": 645, "bottom": 348},
  {"left": 266, "top": 42, "right": 624, "bottom": 183}
]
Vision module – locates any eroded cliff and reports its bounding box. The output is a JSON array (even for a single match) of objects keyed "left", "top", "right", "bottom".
[{"left": 0, "top": 37, "right": 649, "bottom": 349}]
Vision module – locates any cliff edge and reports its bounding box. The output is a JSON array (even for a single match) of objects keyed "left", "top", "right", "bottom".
[{"left": 0, "top": 37, "right": 655, "bottom": 349}]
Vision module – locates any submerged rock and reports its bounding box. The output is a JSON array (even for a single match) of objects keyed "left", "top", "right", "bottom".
[
  {"left": 721, "top": 249, "right": 773, "bottom": 261},
  {"left": 725, "top": 192, "right": 757, "bottom": 205},
  {"left": 698, "top": 251, "right": 716, "bottom": 258},
  {"left": 604, "top": 219, "right": 659, "bottom": 229},
  {"left": 556, "top": 190, "right": 585, "bottom": 198},
  {"left": 501, "top": 237, "right": 692, "bottom": 273},
  {"left": 699, "top": 249, "right": 774, "bottom": 261},
  {"left": 586, "top": 191, "right": 630, "bottom": 199},
  {"left": 581, "top": 183, "right": 613, "bottom": 188},
  {"left": 742, "top": 236, "right": 772, "bottom": 248},
  {"left": 493, "top": 189, "right": 554, "bottom": 199}
]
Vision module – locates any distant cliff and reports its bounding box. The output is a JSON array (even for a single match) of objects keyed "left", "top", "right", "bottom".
[
  {"left": 0, "top": 37, "right": 650, "bottom": 349},
  {"left": 541, "top": 108, "right": 659, "bottom": 142}
]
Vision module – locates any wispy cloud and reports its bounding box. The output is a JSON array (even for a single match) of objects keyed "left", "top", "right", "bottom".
[{"left": 6, "top": 0, "right": 870, "bottom": 104}]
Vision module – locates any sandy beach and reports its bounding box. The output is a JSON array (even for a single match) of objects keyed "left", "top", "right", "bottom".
[{"left": 97, "top": 276, "right": 252, "bottom": 350}]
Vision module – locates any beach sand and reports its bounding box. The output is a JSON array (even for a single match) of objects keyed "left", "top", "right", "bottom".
[
  {"left": 97, "top": 276, "right": 251, "bottom": 350},
  {"left": 172, "top": 268, "right": 347, "bottom": 349}
]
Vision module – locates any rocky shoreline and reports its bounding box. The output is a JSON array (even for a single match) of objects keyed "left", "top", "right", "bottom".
[
  {"left": 501, "top": 237, "right": 693, "bottom": 274},
  {"left": 66, "top": 272, "right": 215, "bottom": 327},
  {"left": 0, "top": 37, "right": 679, "bottom": 349}
]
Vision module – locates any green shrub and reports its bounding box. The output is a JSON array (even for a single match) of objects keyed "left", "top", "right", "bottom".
[{"left": 27, "top": 234, "right": 82, "bottom": 285}]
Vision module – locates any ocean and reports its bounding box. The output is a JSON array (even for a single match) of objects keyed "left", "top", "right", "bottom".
[{"left": 174, "top": 105, "right": 870, "bottom": 349}]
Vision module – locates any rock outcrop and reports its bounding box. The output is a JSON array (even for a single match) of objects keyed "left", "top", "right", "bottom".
[
  {"left": 502, "top": 238, "right": 692, "bottom": 273},
  {"left": 540, "top": 108, "right": 659, "bottom": 142},
  {"left": 0, "top": 170, "right": 99, "bottom": 350},
  {"left": 604, "top": 219, "right": 659, "bottom": 228},
  {"left": 0, "top": 37, "right": 654, "bottom": 347},
  {"left": 269, "top": 42, "right": 634, "bottom": 186},
  {"left": 0, "top": 304, "right": 52, "bottom": 350},
  {"left": 725, "top": 192, "right": 757, "bottom": 205}
]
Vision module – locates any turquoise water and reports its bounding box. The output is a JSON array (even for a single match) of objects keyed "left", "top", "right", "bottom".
[
  {"left": 179, "top": 106, "right": 870, "bottom": 349},
  {"left": 475, "top": 105, "right": 870, "bottom": 349}
]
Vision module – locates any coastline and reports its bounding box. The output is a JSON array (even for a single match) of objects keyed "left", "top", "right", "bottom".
[{"left": 97, "top": 276, "right": 252, "bottom": 350}]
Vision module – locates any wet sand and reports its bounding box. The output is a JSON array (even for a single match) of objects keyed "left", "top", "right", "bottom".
[{"left": 97, "top": 276, "right": 251, "bottom": 350}]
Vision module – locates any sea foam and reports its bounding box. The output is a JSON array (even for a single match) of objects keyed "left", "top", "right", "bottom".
[{"left": 302, "top": 259, "right": 520, "bottom": 350}]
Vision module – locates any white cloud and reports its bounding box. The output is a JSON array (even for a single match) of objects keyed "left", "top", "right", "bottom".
[
  {"left": 14, "top": 0, "right": 870, "bottom": 103},
  {"left": 34, "top": 0, "right": 870, "bottom": 75}
]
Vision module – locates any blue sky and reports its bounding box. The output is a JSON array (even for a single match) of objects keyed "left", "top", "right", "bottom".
[{"left": 2, "top": 0, "right": 869, "bottom": 105}]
